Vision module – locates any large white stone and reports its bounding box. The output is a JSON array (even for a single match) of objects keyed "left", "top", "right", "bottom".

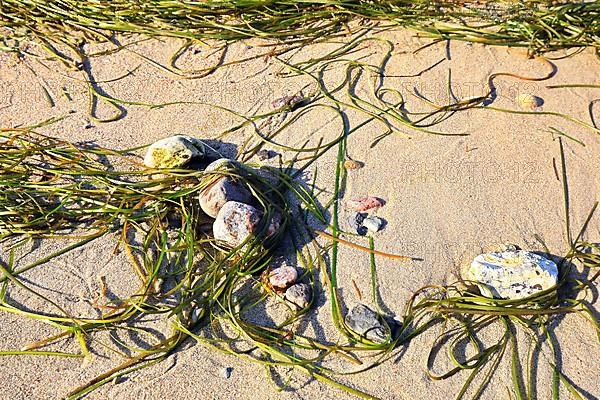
[
  {"left": 213, "top": 201, "right": 261, "bottom": 248},
  {"left": 468, "top": 250, "right": 558, "bottom": 299},
  {"left": 144, "top": 135, "right": 205, "bottom": 168},
  {"left": 199, "top": 177, "right": 252, "bottom": 218}
]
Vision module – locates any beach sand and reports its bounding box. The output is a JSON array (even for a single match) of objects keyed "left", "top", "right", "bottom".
[{"left": 0, "top": 28, "right": 598, "bottom": 399}]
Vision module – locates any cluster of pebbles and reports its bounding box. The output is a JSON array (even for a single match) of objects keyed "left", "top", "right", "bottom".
[
  {"left": 346, "top": 196, "right": 386, "bottom": 235},
  {"left": 144, "top": 136, "right": 560, "bottom": 343},
  {"left": 266, "top": 261, "right": 312, "bottom": 309},
  {"left": 144, "top": 136, "right": 309, "bottom": 310}
]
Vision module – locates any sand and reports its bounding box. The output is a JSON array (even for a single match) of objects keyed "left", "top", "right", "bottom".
[{"left": 0, "top": 28, "right": 598, "bottom": 399}]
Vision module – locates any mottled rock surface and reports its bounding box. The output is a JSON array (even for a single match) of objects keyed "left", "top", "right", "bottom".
[
  {"left": 144, "top": 135, "right": 204, "bottom": 168},
  {"left": 269, "top": 266, "right": 298, "bottom": 289},
  {"left": 469, "top": 250, "right": 558, "bottom": 299},
  {"left": 345, "top": 304, "right": 389, "bottom": 343},
  {"left": 284, "top": 283, "right": 312, "bottom": 309},
  {"left": 199, "top": 177, "right": 252, "bottom": 218},
  {"left": 213, "top": 201, "right": 261, "bottom": 248}
]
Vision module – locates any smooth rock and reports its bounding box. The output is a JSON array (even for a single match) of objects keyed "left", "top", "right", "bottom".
[
  {"left": 199, "top": 177, "right": 252, "bottom": 218},
  {"left": 269, "top": 266, "right": 298, "bottom": 289},
  {"left": 347, "top": 212, "right": 366, "bottom": 233},
  {"left": 144, "top": 135, "right": 205, "bottom": 168},
  {"left": 220, "top": 367, "right": 233, "bottom": 379},
  {"left": 213, "top": 201, "right": 262, "bottom": 248},
  {"left": 345, "top": 196, "right": 385, "bottom": 212},
  {"left": 345, "top": 304, "right": 389, "bottom": 343},
  {"left": 363, "top": 216, "right": 384, "bottom": 233},
  {"left": 284, "top": 283, "right": 312, "bottom": 309},
  {"left": 205, "top": 158, "right": 241, "bottom": 172},
  {"left": 469, "top": 250, "right": 558, "bottom": 299}
]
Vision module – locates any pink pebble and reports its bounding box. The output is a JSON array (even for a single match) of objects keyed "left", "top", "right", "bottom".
[
  {"left": 269, "top": 266, "right": 298, "bottom": 289},
  {"left": 345, "top": 196, "right": 385, "bottom": 212}
]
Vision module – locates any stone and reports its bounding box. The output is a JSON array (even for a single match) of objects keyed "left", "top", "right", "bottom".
[
  {"left": 199, "top": 177, "right": 252, "bottom": 218},
  {"left": 344, "top": 160, "right": 364, "bottom": 170},
  {"left": 468, "top": 250, "right": 558, "bottom": 299},
  {"left": 347, "top": 212, "right": 366, "bottom": 233},
  {"left": 284, "top": 283, "right": 312, "bottom": 309},
  {"left": 205, "top": 158, "right": 241, "bottom": 172},
  {"left": 220, "top": 367, "right": 233, "bottom": 379},
  {"left": 269, "top": 266, "right": 298, "bottom": 290},
  {"left": 516, "top": 94, "right": 543, "bottom": 111},
  {"left": 251, "top": 166, "right": 281, "bottom": 188},
  {"left": 344, "top": 304, "right": 389, "bottom": 344},
  {"left": 345, "top": 196, "right": 385, "bottom": 212},
  {"left": 265, "top": 210, "right": 283, "bottom": 238},
  {"left": 144, "top": 135, "right": 205, "bottom": 168},
  {"left": 213, "top": 201, "right": 262, "bottom": 248},
  {"left": 363, "top": 216, "right": 384, "bottom": 233}
]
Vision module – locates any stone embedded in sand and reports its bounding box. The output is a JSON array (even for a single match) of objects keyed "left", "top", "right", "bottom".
[
  {"left": 269, "top": 266, "right": 298, "bottom": 290},
  {"left": 213, "top": 201, "right": 262, "bottom": 248},
  {"left": 344, "top": 159, "right": 364, "bottom": 170},
  {"left": 347, "top": 212, "right": 366, "bottom": 233},
  {"left": 345, "top": 304, "right": 389, "bottom": 344},
  {"left": 363, "top": 216, "right": 384, "bottom": 233},
  {"left": 516, "top": 94, "right": 543, "bottom": 111},
  {"left": 199, "top": 177, "right": 252, "bottom": 218},
  {"left": 284, "top": 283, "right": 312, "bottom": 309},
  {"left": 144, "top": 135, "right": 205, "bottom": 168},
  {"left": 345, "top": 196, "right": 385, "bottom": 212},
  {"left": 469, "top": 250, "right": 558, "bottom": 299}
]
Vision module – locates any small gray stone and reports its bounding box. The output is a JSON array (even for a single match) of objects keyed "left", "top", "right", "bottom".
[
  {"left": 345, "top": 304, "right": 389, "bottom": 344},
  {"left": 363, "top": 216, "right": 384, "bottom": 233},
  {"left": 199, "top": 177, "right": 252, "bottom": 218},
  {"left": 251, "top": 166, "right": 281, "bottom": 188},
  {"left": 144, "top": 135, "right": 205, "bottom": 168},
  {"left": 284, "top": 283, "right": 312, "bottom": 309},
  {"left": 213, "top": 201, "right": 262, "bottom": 248},
  {"left": 469, "top": 250, "right": 558, "bottom": 299},
  {"left": 221, "top": 367, "right": 233, "bottom": 379},
  {"left": 256, "top": 149, "right": 278, "bottom": 161},
  {"left": 269, "top": 266, "right": 298, "bottom": 289}
]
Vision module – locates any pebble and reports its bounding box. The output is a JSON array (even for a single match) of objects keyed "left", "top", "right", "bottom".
[
  {"left": 269, "top": 266, "right": 298, "bottom": 290},
  {"left": 344, "top": 160, "right": 364, "bottom": 170},
  {"left": 205, "top": 158, "right": 241, "bottom": 172},
  {"left": 221, "top": 367, "right": 233, "bottom": 379},
  {"left": 284, "top": 283, "right": 312, "bottom": 309},
  {"left": 256, "top": 149, "right": 278, "bottom": 161},
  {"left": 363, "top": 216, "right": 384, "bottom": 233},
  {"left": 344, "top": 304, "right": 389, "bottom": 344},
  {"left": 199, "top": 177, "right": 252, "bottom": 218},
  {"left": 345, "top": 196, "right": 385, "bottom": 212},
  {"left": 469, "top": 250, "right": 558, "bottom": 299},
  {"left": 213, "top": 201, "right": 262, "bottom": 248},
  {"left": 516, "top": 94, "right": 543, "bottom": 111},
  {"left": 271, "top": 93, "right": 305, "bottom": 109},
  {"left": 144, "top": 135, "right": 205, "bottom": 168},
  {"left": 347, "top": 212, "right": 366, "bottom": 232}
]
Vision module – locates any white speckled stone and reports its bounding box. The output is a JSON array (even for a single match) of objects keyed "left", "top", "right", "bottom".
[
  {"left": 213, "top": 201, "right": 261, "bottom": 248},
  {"left": 269, "top": 266, "right": 298, "bottom": 289},
  {"left": 469, "top": 250, "right": 558, "bottom": 299},
  {"left": 199, "top": 177, "right": 252, "bottom": 218},
  {"left": 144, "top": 135, "right": 204, "bottom": 168}
]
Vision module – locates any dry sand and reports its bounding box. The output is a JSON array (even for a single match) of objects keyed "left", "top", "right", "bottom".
[{"left": 0, "top": 28, "right": 598, "bottom": 399}]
